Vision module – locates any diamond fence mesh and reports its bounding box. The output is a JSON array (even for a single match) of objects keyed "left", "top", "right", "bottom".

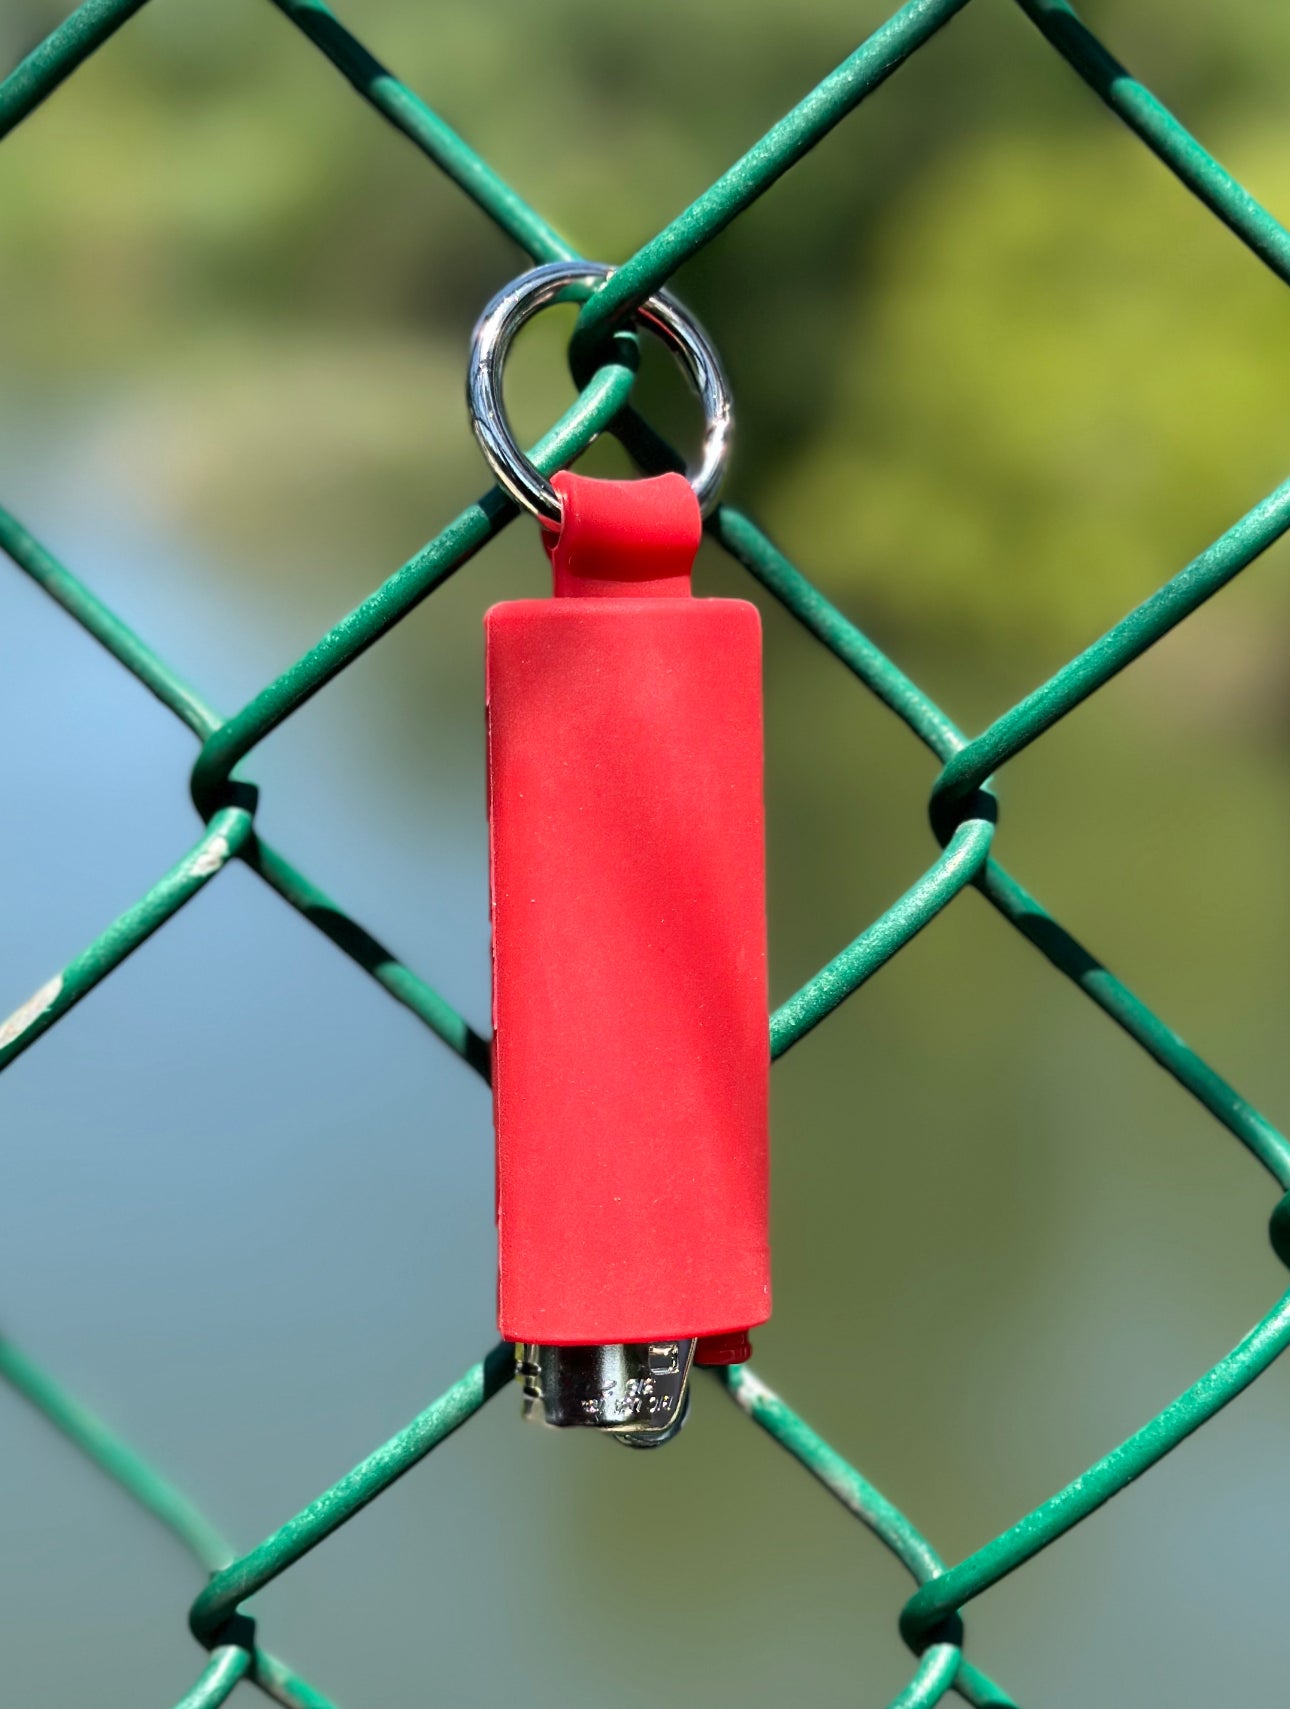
[{"left": 3, "top": 1, "right": 1290, "bottom": 1704}]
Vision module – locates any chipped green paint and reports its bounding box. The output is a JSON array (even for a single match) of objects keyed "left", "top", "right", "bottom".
[
  {"left": 3, "top": 0, "right": 1290, "bottom": 1704},
  {"left": 0, "top": 807, "right": 253, "bottom": 1074}
]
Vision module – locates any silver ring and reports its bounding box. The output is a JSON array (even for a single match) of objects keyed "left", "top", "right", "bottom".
[{"left": 467, "top": 259, "right": 732, "bottom": 528}]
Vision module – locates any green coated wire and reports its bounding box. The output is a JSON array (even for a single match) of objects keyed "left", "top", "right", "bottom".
[
  {"left": 0, "top": 503, "right": 489, "bottom": 1076},
  {"left": 0, "top": 1337, "right": 232, "bottom": 1571},
  {"left": 769, "top": 817, "right": 995, "bottom": 1059},
  {"left": 0, "top": 361, "right": 637, "bottom": 1084},
  {"left": 0, "top": 806, "right": 254, "bottom": 1074},
  {"left": 174, "top": 1649, "right": 254, "bottom": 1709},
  {"left": 900, "top": 1284, "right": 1290, "bottom": 1649},
  {"left": 264, "top": 0, "right": 574, "bottom": 265},
  {"left": 716, "top": 1364, "right": 1017, "bottom": 1709},
  {"left": 929, "top": 477, "right": 1290, "bottom": 840},
  {"left": 1014, "top": 0, "right": 1290, "bottom": 286},
  {"left": 567, "top": 0, "right": 976, "bottom": 369},
  {"left": 0, "top": 1338, "right": 335, "bottom": 1708},
  {"left": 714, "top": 508, "right": 1290, "bottom": 1191},
  {"left": 188, "top": 1347, "right": 514, "bottom": 1648},
  {"left": 0, "top": 0, "right": 150, "bottom": 140},
  {"left": 189, "top": 361, "right": 637, "bottom": 817},
  {"left": 0, "top": 507, "right": 221, "bottom": 737},
  {"left": 3, "top": 0, "right": 1290, "bottom": 1703}
]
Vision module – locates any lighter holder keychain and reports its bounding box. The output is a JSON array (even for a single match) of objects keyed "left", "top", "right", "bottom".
[{"left": 468, "top": 261, "right": 770, "bottom": 1447}]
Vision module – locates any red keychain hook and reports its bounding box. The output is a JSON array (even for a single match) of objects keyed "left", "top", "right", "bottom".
[{"left": 468, "top": 262, "right": 769, "bottom": 1446}]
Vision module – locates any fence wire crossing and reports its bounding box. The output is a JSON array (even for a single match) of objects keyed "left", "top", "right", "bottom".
[{"left": 3, "top": 0, "right": 1290, "bottom": 1703}]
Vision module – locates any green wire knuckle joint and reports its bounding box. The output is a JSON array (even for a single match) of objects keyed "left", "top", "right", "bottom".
[
  {"left": 187, "top": 1346, "right": 513, "bottom": 1652},
  {"left": 1269, "top": 1193, "right": 1290, "bottom": 1270},
  {"left": 925, "top": 770, "right": 998, "bottom": 855},
  {"left": 3, "top": 0, "right": 1290, "bottom": 1702},
  {"left": 927, "top": 476, "right": 1290, "bottom": 848}
]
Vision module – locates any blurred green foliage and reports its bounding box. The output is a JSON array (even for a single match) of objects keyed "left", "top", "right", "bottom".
[{"left": 4, "top": 1, "right": 1290, "bottom": 1702}]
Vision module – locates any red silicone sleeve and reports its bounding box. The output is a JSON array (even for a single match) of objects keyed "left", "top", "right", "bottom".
[{"left": 485, "top": 472, "right": 771, "bottom": 1345}]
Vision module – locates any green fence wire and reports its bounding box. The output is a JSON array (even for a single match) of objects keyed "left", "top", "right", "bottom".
[{"left": 2, "top": 0, "right": 1290, "bottom": 1703}]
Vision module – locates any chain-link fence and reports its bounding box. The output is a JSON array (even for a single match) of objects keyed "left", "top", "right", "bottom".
[{"left": 4, "top": 1, "right": 1290, "bottom": 1704}]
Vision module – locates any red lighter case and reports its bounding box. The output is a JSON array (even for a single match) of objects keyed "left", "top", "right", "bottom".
[{"left": 485, "top": 471, "right": 770, "bottom": 1352}]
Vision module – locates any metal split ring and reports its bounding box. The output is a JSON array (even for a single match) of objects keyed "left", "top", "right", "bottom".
[{"left": 466, "top": 259, "right": 732, "bottom": 529}]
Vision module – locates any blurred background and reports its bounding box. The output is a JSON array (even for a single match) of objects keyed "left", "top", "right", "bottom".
[{"left": 2, "top": 0, "right": 1290, "bottom": 1703}]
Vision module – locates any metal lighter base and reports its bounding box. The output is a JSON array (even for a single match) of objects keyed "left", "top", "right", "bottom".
[{"left": 516, "top": 1340, "right": 696, "bottom": 1448}]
